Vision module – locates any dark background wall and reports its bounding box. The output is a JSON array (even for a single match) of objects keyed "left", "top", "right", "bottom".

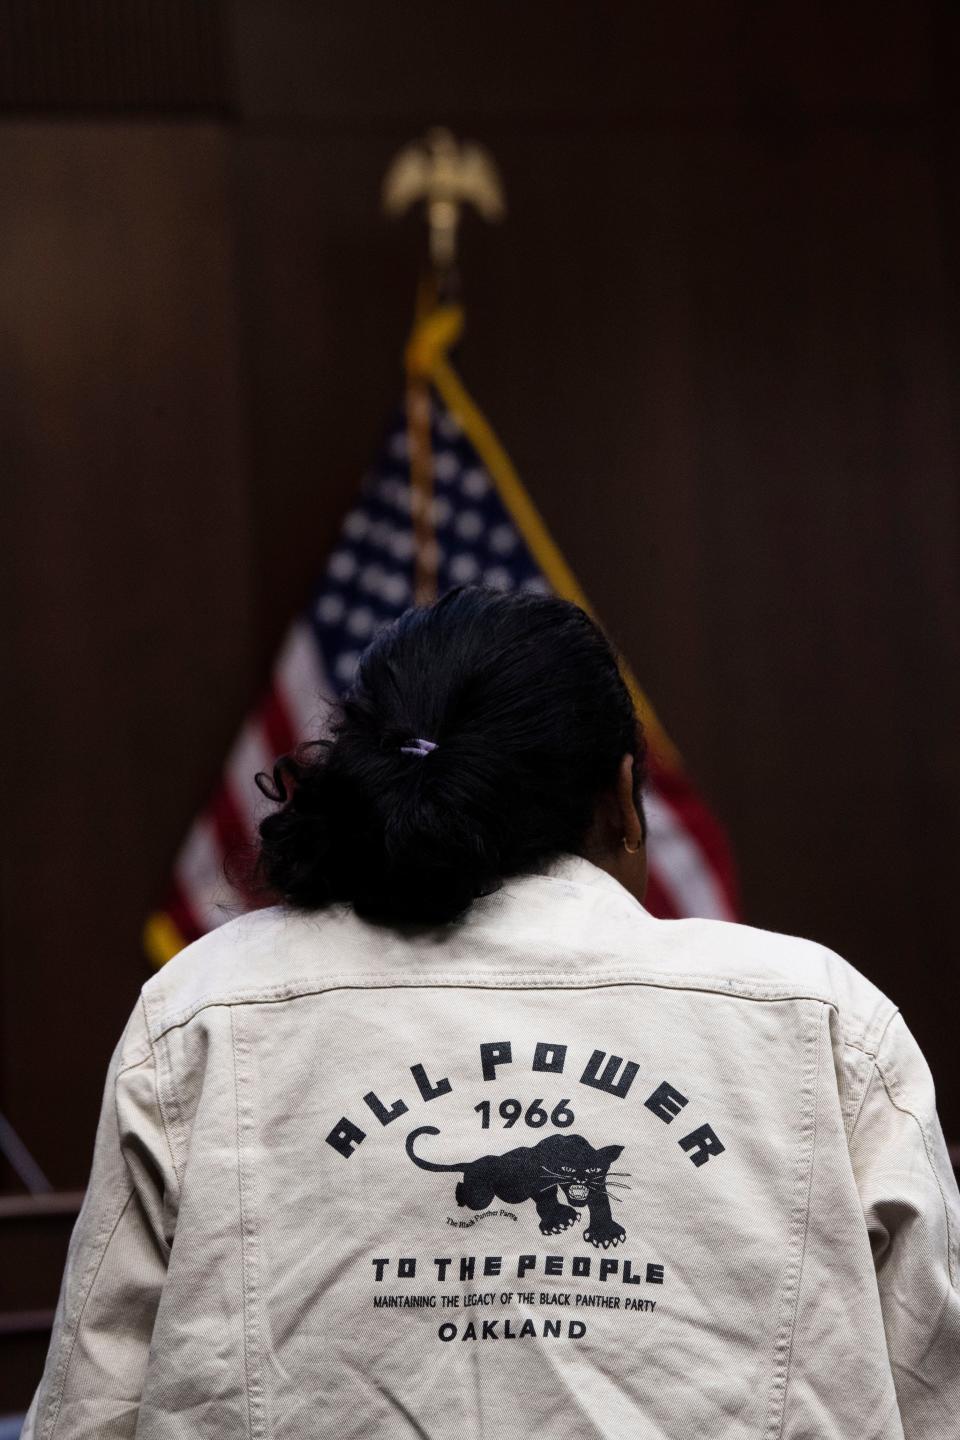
[{"left": 1, "top": 0, "right": 958, "bottom": 1230}]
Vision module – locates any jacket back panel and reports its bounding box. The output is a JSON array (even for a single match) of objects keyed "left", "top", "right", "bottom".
[{"left": 138, "top": 868, "right": 901, "bottom": 1440}]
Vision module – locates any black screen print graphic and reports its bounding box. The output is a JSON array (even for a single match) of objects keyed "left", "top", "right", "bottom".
[{"left": 406, "top": 1126, "right": 631, "bottom": 1248}]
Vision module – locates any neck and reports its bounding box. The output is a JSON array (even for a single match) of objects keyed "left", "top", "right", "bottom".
[{"left": 577, "top": 841, "right": 648, "bottom": 907}]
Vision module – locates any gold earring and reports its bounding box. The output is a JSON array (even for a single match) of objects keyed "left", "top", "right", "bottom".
[{"left": 622, "top": 836, "right": 641, "bottom": 854}]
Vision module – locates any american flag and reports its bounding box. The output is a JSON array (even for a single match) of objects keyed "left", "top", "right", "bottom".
[{"left": 145, "top": 311, "right": 738, "bottom": 964}]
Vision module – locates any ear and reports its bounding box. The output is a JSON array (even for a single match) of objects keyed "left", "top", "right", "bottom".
[
  {"left": 616, "top": 754, "right": 644, "bottom": 852},
  {"left": 598, "top": 1144, "right": 623, "bottom": 1167}
]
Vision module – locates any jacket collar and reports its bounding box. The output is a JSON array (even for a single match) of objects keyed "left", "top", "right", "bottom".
[{"left": 470, "top": 851, "right": 652, "bottom": 928}]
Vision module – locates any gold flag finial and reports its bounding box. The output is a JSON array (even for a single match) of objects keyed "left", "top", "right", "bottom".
[{"left": 382, "top": 127, "right": 505, "bottom": 274}]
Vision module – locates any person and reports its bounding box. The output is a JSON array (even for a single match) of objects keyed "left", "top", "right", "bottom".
[{"left": 23, "top": 586, "right": 959, "bottom": 1438}]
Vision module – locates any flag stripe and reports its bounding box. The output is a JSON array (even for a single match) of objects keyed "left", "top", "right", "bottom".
[
  {"left": 226, "top": 721, "right": 275, "bottom": 834},
  {"left": 166, "top": 876, "right": 200, "bottom": 945},
  {"left": 649, "top": 760, "right": 739, "bottom": 916},
  {"left": 275, "top": 620, "right": 334, "bottom": 742},
  {"left": 260, "top": 687, "right": 298, "bottom": 761},
  {"left": 175, "top": 813, "right": 238, "bottom": 934},
  {"left": 644, "top": 789, "right": 736, "bottom": 922},
  {"left": 208, "top": 781, "right": 255, "bottom": 901},
  {"left": 641, "top": 868, "right": 677, "bottom": 922}
]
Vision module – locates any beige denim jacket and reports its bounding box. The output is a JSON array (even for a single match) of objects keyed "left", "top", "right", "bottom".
[{"left": 24, "top": 853, "right": 960, "bottom": 1439}]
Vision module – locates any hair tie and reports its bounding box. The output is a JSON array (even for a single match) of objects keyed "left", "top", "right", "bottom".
[{"left": 400, "top": 737, "right": 438, "bottom": 757}]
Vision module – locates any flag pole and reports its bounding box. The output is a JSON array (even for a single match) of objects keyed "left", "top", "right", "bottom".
[
  {"left": 383, "top": 130, "right": 506, "bottom": 605},
  {"left": 405, "top": 281, "right": 440, "bottom": 605}
]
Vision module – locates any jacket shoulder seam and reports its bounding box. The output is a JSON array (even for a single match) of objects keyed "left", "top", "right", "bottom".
[{"left": 840, "top": 1006, "right": 899, "bottom": 1063}]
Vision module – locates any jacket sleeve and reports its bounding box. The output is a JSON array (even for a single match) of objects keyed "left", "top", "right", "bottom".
[
  {"left": 21, "top": 996, "right": 179, "bottom": 1440},
  {"left": 849, "top": 1010, "right": 960, "bottom": 1437}
]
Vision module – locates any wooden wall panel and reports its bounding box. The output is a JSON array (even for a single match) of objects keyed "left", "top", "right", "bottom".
[
  {"left": 229, "top": 0, "right": 930, "bottom": 122},
  {"left": 0, "top": 123, "right": 248, "bottom": 1184},
  {"left": 0, "top": 0, "right": 225, "bottom": 110}
]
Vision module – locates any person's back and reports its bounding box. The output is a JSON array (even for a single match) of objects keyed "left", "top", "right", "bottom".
[{"left": 24, "top": 589, "right": 960, "bottom": 1438}]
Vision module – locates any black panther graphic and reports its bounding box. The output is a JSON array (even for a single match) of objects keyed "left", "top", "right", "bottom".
[{"left": 406, "top": 1126, "right": 630, "bottom": 1248}]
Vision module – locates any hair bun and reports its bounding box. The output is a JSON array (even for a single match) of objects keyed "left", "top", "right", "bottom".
[{"left": 255, "top": 587, "right": 644, "bottom": 925}]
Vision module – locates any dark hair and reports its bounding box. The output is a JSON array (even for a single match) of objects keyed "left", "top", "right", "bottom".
[{"left": 255, "top": 586, "right": 645, "bottom": 925}]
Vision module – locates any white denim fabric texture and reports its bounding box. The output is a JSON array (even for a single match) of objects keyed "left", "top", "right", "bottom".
[{"left": 23, "top": 852, "right": 960, "bottom": 1439}]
